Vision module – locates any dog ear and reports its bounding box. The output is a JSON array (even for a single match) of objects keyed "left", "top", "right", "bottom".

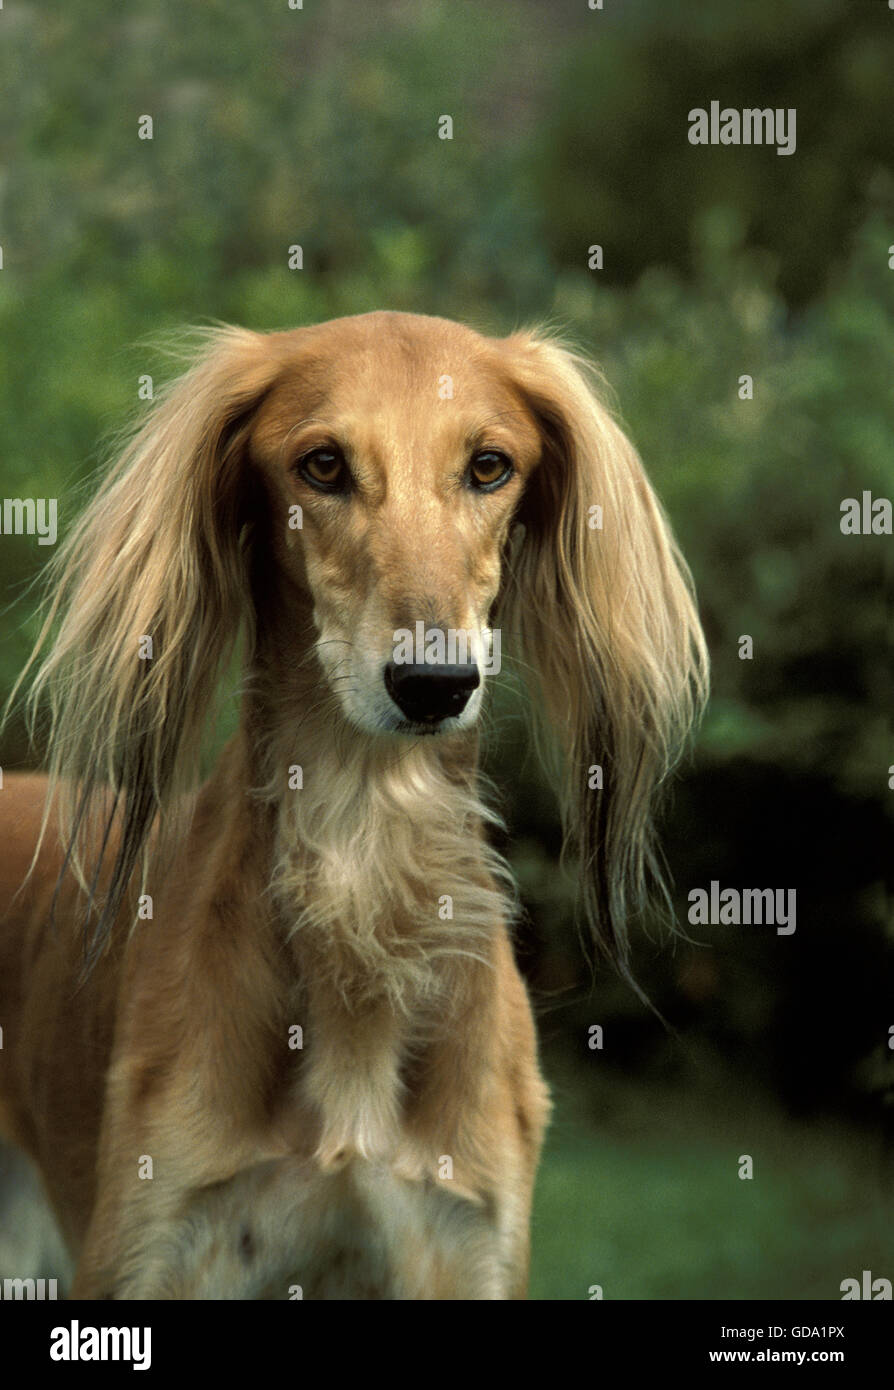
[
  {"left": 20, "top": 326, "right": 283, "bottom": 968},
  {"left": 496, "top": 331, "right": 708, "bottom": 975}
]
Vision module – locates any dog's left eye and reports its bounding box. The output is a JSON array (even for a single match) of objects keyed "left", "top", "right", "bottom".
[
  {"left": 299, "top": 447, "right": 350, "bottom": 493},
  {"left": 467, "top": 450, "right": 513, "bottom": 492}
]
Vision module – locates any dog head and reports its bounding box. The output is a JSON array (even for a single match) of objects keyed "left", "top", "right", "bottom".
[{"left": 23, "top": 311, "right": 708, "bottom": 968}]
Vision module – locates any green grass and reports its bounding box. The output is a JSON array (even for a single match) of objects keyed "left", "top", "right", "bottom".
[{"left": 530, "top": 1053, "right": 894, "bottom": 1300}]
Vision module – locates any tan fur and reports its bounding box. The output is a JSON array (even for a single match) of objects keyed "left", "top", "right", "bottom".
[{"left": 0, "top": 311, "right": 707, "bottom": 1298}]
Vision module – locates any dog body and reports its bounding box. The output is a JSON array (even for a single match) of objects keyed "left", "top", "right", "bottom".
[
  {"left": 0, "top": 312, "right": 706, "bottom": 1298},
  {"left": 0, "top": 759, "right": 543, "bottom": 1299}
]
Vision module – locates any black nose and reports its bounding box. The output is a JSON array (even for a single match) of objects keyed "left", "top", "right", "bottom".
[{"left": 384, "top": 662, "right": 480, "bottom": 724}]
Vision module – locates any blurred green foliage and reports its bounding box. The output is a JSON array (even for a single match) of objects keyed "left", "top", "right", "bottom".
[
  {"left": 532, "top": 1053, "right": 894, "bottom": 1300},
  {"left": 1, "top": 0, "right": 891, "bottom": 1297},
  {"left": 534, "top": 0, "right": 894, "bottom": 308}
]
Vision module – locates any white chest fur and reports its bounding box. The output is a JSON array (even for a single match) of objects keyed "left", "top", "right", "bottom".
[{"left": 124, "top": 1156, "right": 508, "bottom": 1299}]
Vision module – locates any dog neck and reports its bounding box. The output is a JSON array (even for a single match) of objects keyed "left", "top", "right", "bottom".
[
  {"left": 223, "top": 660, "right": 514, "bottom": 1168},
  {"left": 240, "top": 653, "right": 514, "bottom": 1017}
]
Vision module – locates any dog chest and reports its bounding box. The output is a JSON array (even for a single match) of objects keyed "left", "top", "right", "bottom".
[{"left": 126, "top": 1155, "right": 505, "bottom": 1299}]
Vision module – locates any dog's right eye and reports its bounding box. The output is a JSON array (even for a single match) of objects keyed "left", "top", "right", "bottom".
[{"left": 298, "top": 447, "right": 350, "bottom": 494}]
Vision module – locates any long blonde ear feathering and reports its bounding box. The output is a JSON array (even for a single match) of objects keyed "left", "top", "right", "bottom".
[
  {"left": 10, "top": 326, "right": 282, "bottom": 971},
  {"left": 497, "top": 330, "right": 709, "bottom": 979}
]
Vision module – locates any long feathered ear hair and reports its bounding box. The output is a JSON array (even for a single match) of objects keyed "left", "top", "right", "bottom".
[
  {"left": 13, "top": 325, "right": 283, "bottom": 971},
  {"left": 496, "top": 330, "right": 709, "bottom": 980}
]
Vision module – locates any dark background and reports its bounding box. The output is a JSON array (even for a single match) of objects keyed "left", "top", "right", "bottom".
[{"left": 0, "top": 0, "right": 892, "bottom": 1297}]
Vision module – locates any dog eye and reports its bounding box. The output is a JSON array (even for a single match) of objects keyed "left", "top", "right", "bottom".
[
  {"left": 468, "top": 450, "right": 513, "bottom": 492},
  {"left": 299, "top": 447, "right": 349, "bottom": 493}
]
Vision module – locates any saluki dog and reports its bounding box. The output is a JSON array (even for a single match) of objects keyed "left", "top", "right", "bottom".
[{"left": 0, "top": 311, "right": 707, "bottom": 1298}]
